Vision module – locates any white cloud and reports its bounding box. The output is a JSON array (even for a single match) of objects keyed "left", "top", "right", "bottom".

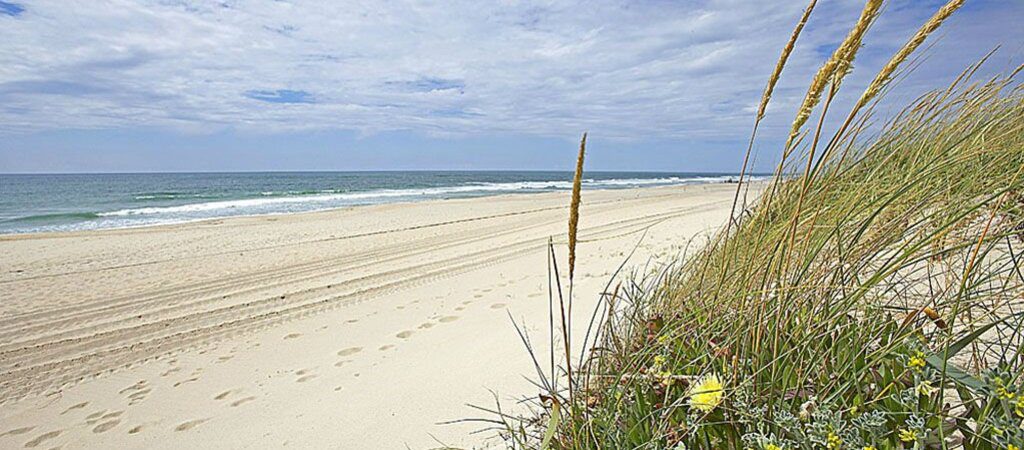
[{"left": 0, "top": 0, "right": 1021, "bottom": 141}]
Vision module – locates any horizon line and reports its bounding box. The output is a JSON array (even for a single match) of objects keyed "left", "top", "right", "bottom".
[{"left": 0, "top": 169, "right": 767, "bottom": 176}]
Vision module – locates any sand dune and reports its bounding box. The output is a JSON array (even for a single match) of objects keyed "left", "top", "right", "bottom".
[{"left": 0, "top": 184, "right": 742, "bottom": 449}]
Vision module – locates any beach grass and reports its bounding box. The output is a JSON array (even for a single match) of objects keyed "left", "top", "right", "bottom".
[{"left": 503, "top": 0, "right": 1024, "bottom": 448}]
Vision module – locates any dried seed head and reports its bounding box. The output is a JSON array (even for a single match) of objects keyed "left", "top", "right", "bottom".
[
  {"left": 856, "top": 0, "right": 965, "bottom": 109},
  {"left": 568, "top": 132, "right": 587, "bottom": 281},
  {"left": 785, "top": 0, "right": 882, "bottom": 151},
  {"left": 757, "top": 0, "right": 818, "bottom": 121}
]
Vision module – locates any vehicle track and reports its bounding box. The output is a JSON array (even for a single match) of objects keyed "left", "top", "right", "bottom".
[{"left": 0, "top": 194, "right": 727, "bottom": 404}]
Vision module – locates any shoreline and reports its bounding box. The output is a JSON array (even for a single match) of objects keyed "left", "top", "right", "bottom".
[
  {"left": 0, "top": 181, "right": 754, "bottom": 241},
  {"left": 0, "top": 183, "right": 750, "bottom": 449}
]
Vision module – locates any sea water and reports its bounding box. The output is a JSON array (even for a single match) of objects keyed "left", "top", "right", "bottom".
[{"left": 0, "top": 171, "right": 759, "bottom": 234}]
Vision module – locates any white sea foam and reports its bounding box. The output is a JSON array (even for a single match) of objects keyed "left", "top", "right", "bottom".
[
  {"left": 2, "top": 174, "right": 770, "bottom": 235},
  {"left": 99, "top": 176, "right": 760, "bottom": 218}
]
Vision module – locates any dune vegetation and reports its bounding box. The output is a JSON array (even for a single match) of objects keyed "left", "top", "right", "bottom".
[{"left": 501, "top": 0, "right": 1024, "bottom": 448}]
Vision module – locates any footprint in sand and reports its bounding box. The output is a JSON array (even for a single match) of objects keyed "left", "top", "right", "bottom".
[
  {"left": 473, "top": 294, "right": 483, "bottom": 298},
  {"left": 173, "top": 377, "right": 199, "bottom": 388},
  {"left": 455, "top": 306, "right": 465, "bottom": 311},
  {"left": 161, "top": 367, "right": 181, "bottom": 377},
  {"left": 283, "top": 333, "right": 302, "bottom": 340},
  {"left": 92, "top": 420, "right": 120, "bottom": 434},
  {"left": 128, "top": 425, "right": 144, "bottom": 435},
  {"left": 118, "top": 380, "right": 148, "bottom": 395},
  {"left": 334, "top": 359, "right": 352, "bottom": 367},
  {"left": 128, "top": 389, "right": 151, "bottom": 405},
  {"left": 438, "top": 316, "right": 459, "bottom": 323},
  {"left": 60, "top": 402, "right": 87, "bottom": 415},
  {"left": 396, "top": 330, "right": 414, "bottom": 339},
  {"left": 490, "top": 303, "right": 507, "bottom": 309},
  {"left": 346, "top": 319, "right": 359, "bottom": 324},
  {"left": 217, "top": 355, "right": 234, "bottom": 363},
  {"left": 84, "top": 410, "right": 107, "bottom": 425},
  {"left": 378, "top": 345, "right": 394, "bottom": 351},
  {"left": 230, "top": 397, "right": 255, "bottom": 407},
  {"left": 86, "top": 411, "right": 123, "bottom": 427},
  {"left": 174, "top": 419, "right": 208, "bottom": 432},
  {"left": 337, "top": 347, "right": 362, "bottom": 357},
  {"left": 23, "top": 430, "right": 61, "bottom": 448},
  {"left": 294, "top": 369, "right": 317, "bottom": 383},
  {"left": 214, "top": 390, "right": 238, "bottom": 401},
  {"left": 0, "top": 426, "right": 33, "bottom": 438},
  {"left": 417, "top": 322, "right": 434, "bottom": 329}
]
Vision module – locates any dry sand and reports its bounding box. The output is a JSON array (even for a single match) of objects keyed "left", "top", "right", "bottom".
[{"left": 0, "top": 183, "right": 743, "bottom": 449}]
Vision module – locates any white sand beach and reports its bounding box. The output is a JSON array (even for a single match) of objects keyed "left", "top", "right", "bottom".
[{"left": 0, "top": 183, "right": 743, "bottom": 449}]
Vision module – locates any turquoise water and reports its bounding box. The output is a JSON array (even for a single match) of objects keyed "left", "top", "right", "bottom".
[{"left": 0, "top": 171, "right": 755, "bottom": 234}]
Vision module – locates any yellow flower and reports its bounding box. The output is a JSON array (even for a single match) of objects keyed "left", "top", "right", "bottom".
[
  {"left": 764, "top": 444, "right": 783, "bottom": 450},
  {"left": 653, "top": 355, "right": 667, "bottom": 367},
  {"left": 907, "top": 351, "right": 926, "bottom": 371},
  {"left": 1015, "top": 395, "right": 1024, "bottom": 418},
  {"left": 1008, "top": 444, "right": 1019, "bottom": 450},
  {"left": 826, "top": 432, "right": 842, "bottom": 449},
  {"left": 657, "top": 334, "right": 671, "bottom": 346},
  {"left": 898, "top": 429, "right": 917, "bottom": 442},
  {"left": 996, "top": 385, "right": 1016, "bottom": 400},
  {"left": 687, "top": 373, "right": 724, "bottom": 413},
  {"left": 863, "top": 447, "right": 876, "bottom": 450},
  {"left": 916, "top": 380, "right": 936, "bottom": 396}
]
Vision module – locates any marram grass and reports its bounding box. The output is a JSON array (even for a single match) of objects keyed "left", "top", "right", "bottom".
[{"left": 498, "top": 1, "right": 1024, "bottom": 449}]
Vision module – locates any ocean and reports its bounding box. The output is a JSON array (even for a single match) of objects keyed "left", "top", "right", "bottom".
[{"left": 0, "top": 171, "right": 755, "bottom": 234}]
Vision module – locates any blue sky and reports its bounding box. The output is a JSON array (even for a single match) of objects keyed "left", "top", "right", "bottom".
[{"left": 1, "top": 0, "right": 1022, "bottom": 173}]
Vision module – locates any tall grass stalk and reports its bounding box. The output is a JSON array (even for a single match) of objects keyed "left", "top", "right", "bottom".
[{"left": 720, "top": 0, "right": 817, "bottom": 298}]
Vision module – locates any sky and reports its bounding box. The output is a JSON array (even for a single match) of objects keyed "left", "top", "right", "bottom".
[{"left": 0, "top": 0, "right": 1022, "bottom": 173}]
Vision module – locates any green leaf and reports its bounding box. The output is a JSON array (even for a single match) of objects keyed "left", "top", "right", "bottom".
[
  {"left": 541, "top": 400, "right": 560, "bottom": 450},
  {"left": 926, "top": 312, "right": 1022, "bottom": 390}
]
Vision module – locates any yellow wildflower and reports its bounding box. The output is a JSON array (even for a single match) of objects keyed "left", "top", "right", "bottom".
[
  {"left": 764, "top": 444, "right": 783, "bottom": 450},
  {"left": 907, "top": 351, "right": 926, "bottom": 371},
  {"left": 996, "top": 385, "right": 1015, "bottom": 400},
  {"left": 826, "top": 432, "right": 842, "bottom": 449},
  {"left": 863, "top": 447, "right": 876, "bottom": 450},
  {"left": 898, "top": 429, "right": 917, "bottom": 442},
  {"left": 687, "top": 373, "right": 724, "bottom": 413},
  {"left": 917, "top": 380, "right": 936, "bottom": 396},
  {"left": 1008, "top": 444, "right": 1019, "bottom": 450},
  {"left": 657, "top": 334, "right": 671, "bottom": 346},
  {"left": 653, "top": 355, "right": 667, "bottom": 367},
  {"left": 1015, "top": 395, "right": 1024, "bottom": 418}
]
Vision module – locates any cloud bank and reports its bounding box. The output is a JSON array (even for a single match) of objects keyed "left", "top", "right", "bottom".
[{"left": 0, "top": 0, "right": 1022, "bottom": 143}]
